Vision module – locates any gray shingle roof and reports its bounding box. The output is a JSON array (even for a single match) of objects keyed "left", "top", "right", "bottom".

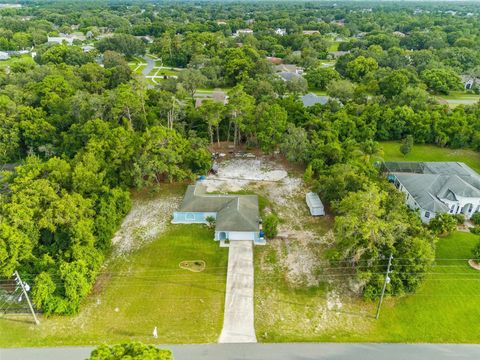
[
  {"left": 301, "top": 93, "right": 329, "bottom": 107},
  {"left": 386, "top": 162, "right": 480, "bottom": 213},
  {"left": 178, "top": 185, "right": 259, "bottom": 232}
]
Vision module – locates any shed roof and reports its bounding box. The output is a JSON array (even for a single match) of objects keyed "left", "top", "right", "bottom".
[{"left": 306, "top": 192, "right": 324, "bottom": 208}]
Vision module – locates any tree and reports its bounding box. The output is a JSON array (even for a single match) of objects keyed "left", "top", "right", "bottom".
[
  {"left": 421, "top": 68, "right": 462, "bottom": 95},
  {"left": 89, "top": 342, "right": 173, "bottom": 360},
  {"left": 96, "top": 34, "right": 145, "bottom": 59},
  {"left": 346, "top": 56, "right": 379, "bottom": 81},
  {"left": 177, "top": 68, "right": 207, "bottom": 98},
  {"left": 305, "top": 67, "right": 340, "bottom": 90},
  {"left": 280, "top": 124, "right": 310, "bottom": 163},
  {"left": 400, "top": 135, "right": 414, "bottom": 156},
  {"left": 133, "top": 126, "right": 210, "bottom": 186},
  {"left": 35, "top": 45, "right": 93, "bottom": 66},
  {"left": 199, "top": 100, "right": 224, "bottom": 145},
  {"left": 256, "top": 102, "right": 288, "bottom": 153},
  {"left": 378, "top": 70, "right": 409, "bottom": 99},
  {"left": 333, "top": 185, "right": 435, "bottom": 298},
  {"left": 285, "top": 76, "right": 308, "bottom": 95},
  {"left": 226, "top": 85, "right": 255, "bottom": 147},
  {"left": 326, "top": 79, "right": 355, "bottom": 103}
]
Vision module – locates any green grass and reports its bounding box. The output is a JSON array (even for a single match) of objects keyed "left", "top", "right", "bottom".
[
  {"left": 436, "top": 91, "right": 480, "bottom": 100},
  {"left": 308, "top": 89, "right": 328, "bottom": 96},
  {"left": 328, "top": 42, "right": 340, "bottom": 51},
  {"left": 0, "top": 224, "right": 228, "bottom": 346},
  {"left": 255, "top": 231, "right": 480, "bottom": 343},
  {"left": 154, "top": 68, "right": 180, "bottom": 77},
  {"left": 369, "top": 232, "right": 480, "bottom": 342},
  {"left": 380, "top": 141, "right": 480, "bottom": 173}
]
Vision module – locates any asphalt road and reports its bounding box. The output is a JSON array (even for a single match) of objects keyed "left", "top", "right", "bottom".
[{"left": 2, "top": 343, "right": 480, "bottom": 360}]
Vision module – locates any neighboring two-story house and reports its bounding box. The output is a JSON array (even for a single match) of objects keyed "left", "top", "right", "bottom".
[{"left": 383, "top": 162, "right": 480, "bottom": 223}]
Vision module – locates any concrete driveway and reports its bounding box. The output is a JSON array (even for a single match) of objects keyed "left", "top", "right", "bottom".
[{"left": 219, "top": 241, "right": 257, "bottom": 343}]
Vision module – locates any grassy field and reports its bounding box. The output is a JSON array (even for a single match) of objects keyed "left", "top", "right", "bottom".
[
  {"left": 436, "top": 91, "right": 480, "bottom": 100},
  {"left": 0, "top": 224, "right": 228, "bottom": 347},
  {"left": 368, "top": 232, "right": 480, "bottom": 342},
  {"left": 380, "top": 141, "right": 480, "bottom": 173},
  {"left": 255, "top": 231, "right": 480, "bottom": 343}
]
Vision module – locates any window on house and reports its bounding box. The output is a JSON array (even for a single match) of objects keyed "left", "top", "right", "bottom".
[{"left": 425, "top": 211, "right": 430, "bottom": 218}]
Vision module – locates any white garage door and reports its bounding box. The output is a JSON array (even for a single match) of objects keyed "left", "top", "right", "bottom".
[{"left": 228, "top": 231, "right": 255, "bottom": 240}]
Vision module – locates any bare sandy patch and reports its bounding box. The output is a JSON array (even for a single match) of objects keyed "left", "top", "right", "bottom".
[{"left": 111, "top": 193, "right": 181, "bottom": 256}]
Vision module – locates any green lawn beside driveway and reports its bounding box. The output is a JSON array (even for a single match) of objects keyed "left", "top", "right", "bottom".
[
  {"left": 0, "top": 224, "right": 228, "bottom": 347},
  {"left": 255, "top": 231, "right": 480, "bottom": 343},
  {"left": 380, "top": 141, "right": 480, "bottom": 173}
]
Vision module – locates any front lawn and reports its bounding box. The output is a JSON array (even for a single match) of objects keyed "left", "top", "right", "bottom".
[
  {"left": 380, "top": 141, "right": 480, "bottom": 173},
  {"left": 0, "top": 223, "right": 228, "bottom": 346}
]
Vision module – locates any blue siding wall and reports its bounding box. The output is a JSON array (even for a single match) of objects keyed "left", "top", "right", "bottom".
[{"left": 172, "top": 212, "right": 217, "bottom": 223}]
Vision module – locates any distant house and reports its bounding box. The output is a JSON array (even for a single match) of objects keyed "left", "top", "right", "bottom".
[
  {"left": 233, "top": 29, "right": 253, "bottom": 37},
  {"left": 328, "top": 50, "right": 350, "bottom": 59},
  {"left": 266, "top": 56, "right": 283, "bottom": 65},
  {"left": 461, "top": 75, "right": 479, "bottom": 91},
  {"left": 81, "top": 45, "right": 95, "bottom": 53},
  {"left": 393, "top": 31, "right": 406, "bottom": 37},
  {"left": 275, "top": 64, "right": 304, "bottom": 81},
  {"left": 302, "top": 30, "right": 320, "bottom": 36},
  {"left": 172, "top": 184, "right": 264, "bottom": 246},
  {"left": 306, "top": 192, "right": 325, "bottom": 216},
  {"left": 275, "top": 28, "right": 287, "bottom": 36},
  {"left": 383, "top": 162, "right": 480, "bottom": 223},
  {"left": 275, "top": 64, "right": 303, "bottom": 74},
  {"left": 48, "top": 33, "right": 85, "bottom": 45},
  {"left": 216, "top": 20, "right": 227, "bottom": 25},
  {"left": 0, "top": 51, "right": 10, "bottom": 61},
  {"left": 195, "top": 90, "right": 228, "bottom": 108},
  {"left": 301, "top": 93, "right": 329, "bottom": 107}
]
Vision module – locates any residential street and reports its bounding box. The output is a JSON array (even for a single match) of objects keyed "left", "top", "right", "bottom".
[
  {"left": 2, "top": 343, "right": 480, "bottom": 360},
  {"left": 219, "top": 241, "right": 257, "bottom": 343}
]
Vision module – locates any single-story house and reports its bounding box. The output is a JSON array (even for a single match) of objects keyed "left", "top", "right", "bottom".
[
  {"left": 301, "top": 93, "right": 329, "bottom": 107},
  {"left": 172, "top": 184, "right": 264, "bottom": 246},
  {"left": 306, "top": 192, "right": 325, "bottom": 216},
  {"left": 275, "top": 28, "right": 287, "bottom": 36},
  {"left": 383, "top": 162, "right": 480, "bottom": 223}
]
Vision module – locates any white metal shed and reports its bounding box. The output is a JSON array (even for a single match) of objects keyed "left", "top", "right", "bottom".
[{"left": 306, "top": 192, "right": 325, "bottom": 216}]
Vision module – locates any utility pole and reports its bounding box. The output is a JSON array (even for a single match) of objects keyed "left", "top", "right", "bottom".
[
  {"left": 14, "top": 271, "right": 40, "bottom": 325},
  {"left": 375, "top": 254, "right": 393, "bottom": 320}
]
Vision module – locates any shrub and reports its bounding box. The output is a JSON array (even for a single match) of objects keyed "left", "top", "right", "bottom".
[
  {"left": 205, "top": 216, "right": 216, "bottom": 228},
  {"left": 471, "top": 212, "right": 480, "bottom": 225},
  {"left": 470, "top": 226, "right": 480, "bottom": 235},
  {"left": 428, "top": 213, "right": 457, "bottom": 235},
  {"left": 89, "top": 342, "right": 173, "bottom": 360},
  {"left": 472, "top": 240, "right": 480, "bottom": 263},
  {"left": 453, "top": 213, "right": 465, "bottom": 225},
  {"left": 263, "top": 214, "right": 279, "bottom": 239}
]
